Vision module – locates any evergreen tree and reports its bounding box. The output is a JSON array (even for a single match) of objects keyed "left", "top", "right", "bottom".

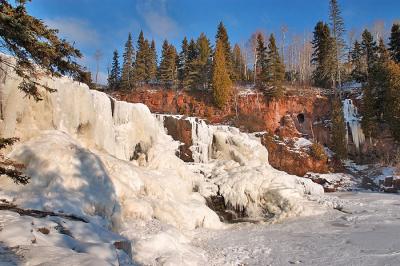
[
  {"left": 385, "top": 61, "right": 400, "bottom": 140},
  {"left": 389, "top": 23, "right": 400, "bottom": 63},
  {"left": 0, "top": 0, "right": 87, "bottom": 100},
  {"left": 134, "top": 30, "right": 147, "bottom": 84},
  {"left": 255, "top": 33, "right": 268, "bottom": 88},
  {"left": 329, "top": 0, "right": 346, "bottom": 89},
  {"left": 216, "top": 22, "right": 234, "bottom": 80},
  {"left": 331, "top": 95, "right": 348, "bottom": 159},
  {"left": 147, "top": 40, "right": 158, "bottom": 82},
  {"left": 158, "top": 40, "right": 178, "bottom": 87},
  {"left": 361, "top": 30, "right": 377, "bottom": 72},
  {"left": 178, "top": 37, "right": 189, "bottom": 86},
  {"left": 375, "top": 39, "right": 390, "bottom": 119},
  {"left": 360, "top": 30, "right": 380, "bottom": 137},
  {"left": 233, "top": 44, "right": 246, "bottom": 81},
  {"left": 0, "top": 0, "right": 88, "bottom": 185},
  {"left": 120, "top": 33, "right": 135, "bottom": 90},
  {"left": 311, "top": 21, "right": 335, "bottom": 88},
  {"left": 107, "top": 50, "right": 121, "bottom": 90},
  {"left": 350, "top": 41, "right": 367, "bottom": 83},
  {"left": 266, "top": 34, "right": 285, "bottom": 97},
  {"left": 185, "top": 38, "right": 200, "bottom": 89},
  {"left": 212, "top": 39, "right": 232, "bottom": 108},
  {"left": 196, "top": 33, "right": 212, "bottom": 89}
]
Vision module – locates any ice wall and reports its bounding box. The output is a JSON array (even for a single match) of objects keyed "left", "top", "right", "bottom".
[
  {"left": 0, "top": 56, "right": 221, "bottom": 232},
  {"left": 0, "top": 58, "right": 174, "bottom": 163},
  {"left": 343, "top": 99, "right": 365, "bottom": 151}
]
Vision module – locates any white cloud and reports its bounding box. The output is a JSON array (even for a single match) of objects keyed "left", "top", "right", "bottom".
[
  {"left": 45, "top": 18, "right": 99, "bottom": 47},
  {"left": 136, "top": 0, "right": 180, "bottom": 39}
]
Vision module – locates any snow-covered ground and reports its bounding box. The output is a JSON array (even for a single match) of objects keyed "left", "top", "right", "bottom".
[{"left": 194, "top": 192, "right": 400, "bottom": 266}]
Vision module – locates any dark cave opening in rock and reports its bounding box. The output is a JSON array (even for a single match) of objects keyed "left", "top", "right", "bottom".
[{"left": 297, "top": 113, "right": 305, "bottom": 124}]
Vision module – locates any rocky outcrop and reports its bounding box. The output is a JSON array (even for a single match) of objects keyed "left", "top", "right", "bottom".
[
  {"left": 259, "top": 133, "right": 330, "bottom": 177},
  {"left": 161, "top": 115, "right": 194, "bottom": 162},
  {"left": 115, "top": 89, "right": 334, "bottom": 175},
  {"left": 156, "top": 114, "right": 331, "bottom": 176},
  {"left": 113, "top": 89, "right": 332, "bottom": 145}
]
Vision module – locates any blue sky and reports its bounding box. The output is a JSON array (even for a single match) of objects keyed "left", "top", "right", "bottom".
[{"left": 27, "top": 0, "right": 400, "bottom": 84}]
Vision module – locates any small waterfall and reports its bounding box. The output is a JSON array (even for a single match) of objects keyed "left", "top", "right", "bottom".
[
  {"left": 186, "top": 117, "right": 214, "bottom": 163},
  {"left": 154, "top": 114, "right": 214, "bottom": 163},
  {"left": 343, "top": 99, "right": 365, "bottom": 151}
]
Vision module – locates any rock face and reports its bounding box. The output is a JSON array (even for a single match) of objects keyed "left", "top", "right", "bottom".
[
  {"left": 160, "top": 115, "right": 194, "bottom": 162},
  {"left": 259, "top": 133, "right": 330, "bottom": 177},
  {"left": 116, "top": 89, "right": 332, "bottom": 175},
  {"left": 156, "top": 114, "right": 331, "bottom": 176},
  {"left": 113, "top": 89, "right": 332, "bottom": 145}
]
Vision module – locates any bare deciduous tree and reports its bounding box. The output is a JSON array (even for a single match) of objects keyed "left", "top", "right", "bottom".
[{"left": 93, "top": 49, "right": 103, "bottom": 85}]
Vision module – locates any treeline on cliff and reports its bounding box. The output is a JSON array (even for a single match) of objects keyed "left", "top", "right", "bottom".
[{"left": 107, "top": 21, "right": 287, "bottom": 107}]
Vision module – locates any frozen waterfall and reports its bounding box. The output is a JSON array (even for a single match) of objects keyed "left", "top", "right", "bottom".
[{"left": 343, "top": 99, "right": 365, "bottom": 151}]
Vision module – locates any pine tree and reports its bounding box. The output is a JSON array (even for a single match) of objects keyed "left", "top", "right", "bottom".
[
  {"left": 107, "top": 50, "right": 120, "bottom": 90},
  {"left": 389, "top": 23, "right": 400, "bottom": 63},
  {"left": 0, "top": 0, "right": 88, "bottom": 185},
  {"left": 0, "top": 0, "right": 87, "bottom": 100},
  {"left": 212, "top": 39, "right": 232, "bottom": 108},
  {"left": 197, "top": 33, "right": 212, "bottom": 89},
  {"left": 361, "top": 30, "right": 377, "bottom": 72},
  {"left": 311, "top": 22, "right": 335, "bottom": 88},
  {"left": 147, "top": 40, "right": 158, "bottom": 82},
  {"left": 185, "top": 38, "right": 200, "bottom": 89},
  {"left": 351, "top": 41, "right": 367, "bottom": 83},
  {"left": 266, "top": 34, "right": 285, "bottom": 97},
  {"left": 216, "top": 22, "right": 234, "bottom": 80},
  {"left": 233, "top": 44, "right": 246, "bottom": 82},
  {"left": 360, "top": 30, "right": 379, "bottom": 137},
  {"left": 134, "top": 30, "right": 147, "bottom": 84},
  {"left": 375, "top": 40, "right": 390, "bottom": 119},
  {"left": 178, "top": 37, "right": 189, "bottom": 86},
  {"left": 329, "top": 0, "right": 346, "bottom": 90},
  {"left": 255, "top": 33, "right": 268, "bottom": 88},
  {"left": 120, "top": 33, "right": 135, "bottom": 90},
  {"left": 158, "top": 40, "right": 178, "bottom": 87},
  {"left": 331, "top": 95, "right": 348, "bottom": 159},
  {"left": 385, "top": 60, "right": 400, "bottom": 140}
]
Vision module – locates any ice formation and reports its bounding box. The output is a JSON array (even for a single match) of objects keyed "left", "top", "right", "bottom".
[
  {"left": 158, "top": 115, "right": 325, "bottom": 220},
  {"left": 0, "top": 55, "right": 326, "bottom": 264},
  {"left": 343, "top": 99, "right": 365, "bottom": 150}
]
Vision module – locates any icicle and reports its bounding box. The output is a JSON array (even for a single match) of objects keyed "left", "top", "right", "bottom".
[{"left": 343, "top": 99, "right": 365, "bottom": 151}]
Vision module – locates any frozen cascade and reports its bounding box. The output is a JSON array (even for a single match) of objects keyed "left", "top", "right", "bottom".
[
  {"left": 155, "top": 114, "right": 214, "bottom": 163},
  {"left": 343, "top": 99, "right": 365, "bottom": 150}
]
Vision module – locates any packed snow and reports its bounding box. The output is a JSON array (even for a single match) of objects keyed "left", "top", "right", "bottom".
[{"left": 193, "top": 192, "right": 400, "bottom": 265}]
